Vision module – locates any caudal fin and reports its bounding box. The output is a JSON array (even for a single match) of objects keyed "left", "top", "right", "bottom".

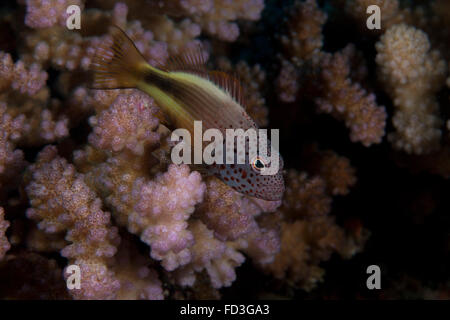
[{"left": 90, "top": 25, "right": 148, "bottom": 89}]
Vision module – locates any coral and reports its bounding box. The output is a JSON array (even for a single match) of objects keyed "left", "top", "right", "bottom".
[
  {"left": 73, "top": 82, "right": 279, "bottom": 288},
  {"left": 174, "top": 220, "right": 245, "bottom": 289},
  {"left": 265, "top": 214, "right": 367, "bottom": 291},
  {"left": 282, "top": 170, "right": 332, "bottom": 220},
  {"left": 122, "top": 163, "right": 205, "bottom": 271},
  {"left": 146, "top": 15, "right": 202, "bottom": 56},
  {"left": 376, "top": 24, "right": 447, "bottom": 154},
  {"left": 23, "top": 3, "right": 168, "bottom": 71},
  {"left": 315, "top": 45, "right": 387, "bottom": 147},
  {"left": 26, "top": 226, "right": 68, "bottom": 253},
  {"left": 263, "top": 169, "right": 367, "bottom": 291},
  {"left": 190, "top": 0, "right": 264, "bottom": 41},
  {"left": 241, "top": 215, "right": 280, "bottom": 265},
  {"left": 25, "top": 155, "right": 166, "bottom": 299},
  {"left": 275, "top": 59, "right": 300, "bottom": 103},
  {"left": 264, "top": 218, "right": 336, "bottom": 291},
  {"left": 0, "top": 52, "right": 69, "bottom": 146},
  {"left": 0, "top": 0, "right": 446, "bottom": 301},
  {"left": 275, "top": 2, "right": 386, "bottom": 147},
  {"left": 88, "top": 91, "right": 160, "bottom": 155},
  {"left": 150, "top": 0, "right": 265, "bottom": 42},
  {"left": 0, "top": 51, "right": 47, "bottom": 95},
  {"left": 281, "top": 0, "right": 327, "bottom": 63},
  {"left": 0, "top": 207, "right": 10, "bottom": 260},
  {"left": 112, "top": 236, "right": 164, "bottom": 300},
  {"left": 0, "top": 102, "right": 25, "bottom": 180},
  {"left": 306, "top": 148, "right": 357, "bottom": 196},
  {"left": 75, "top": 91, "right": 206, "bottom": 271},
  {"left": 23, "top": 26, "right": 103, "bottom": 71},
  {"left": 26, "top": 145, "right": 121, "bottom": 299},
  {"left": 195, "top": 177, "right": 281, "bottom": 266},
  {"left": 24, "top": 0, "right": 84, "bottom": 29}
]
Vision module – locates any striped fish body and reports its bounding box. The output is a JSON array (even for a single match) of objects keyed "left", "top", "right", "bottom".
[{"left": 91, "top": 26, "right": 285, "bottom": 201}]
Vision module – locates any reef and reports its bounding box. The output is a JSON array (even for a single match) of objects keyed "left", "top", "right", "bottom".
[{"left": 0, "top": 0, "right": 448, "bottom": 300}]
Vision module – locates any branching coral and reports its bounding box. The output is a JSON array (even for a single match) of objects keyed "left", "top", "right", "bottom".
[
  {"left": 174, "top": 220, "right": 246, "bottom": 289},
  {"left": 275, "top": 0, "right": 325, "bottom": 102},
  {"left": 263, "top": 168, "right": 367, "bottom": 291},
  {"left": 145, "top": 15, "right": 203, "bottom": 56},
  {"left": 264, "top": 218, "right": 337, "bottom": 291},
  {"left": 0, "top": 51, "right": 69, "bottom": 146},
  {"left": 81, "top": 97, "right": 278, "bottom": 285},
  {"left": 0, "top": 102, "right": 26, "bottom": 183},
  {"left": 0, "top": 51, "right": 48, "bottom": 95},
  {"left": 0, "top": 207, "right": 10, "bottom": 260},
  {"left": 195, "top": 177, "right": 281, "bottom": 267},
  {"left": 25, "top": 145, "right": 121, "bottom": 299},
  {"left": 24, "top": 0, "right": 84, "bottom": 29},
  {"left": 275, "top": 59, "right": 300, "bottom": 103},
  {"left": 2, "top": 0, "right": 444, "bottom": 300},
  {"left": 376, "top": 24, "right": 447, "bottom": 154},
  {"left": 315, "top": 45, "right": 387, "bottom": 147},
  {"left": 25, "top": 225, "right": 68, "bottom": 253},
  {"left": 125, "top": 163, "right": 205, "bottom": 270},
  {"left": 282, "top": 171, "right": 332, "bottom": 220},
  {"left": 88, "top": 92, "right": 161, "bottom": 155},
  {"left": 72, "top": 86, "right": 279, "bottom": 289},
  {"left": 148, "top": 0, "right": 264, "bottom": 42},
  {"left": 24, "top": 143, "right": 165, "bottom": 300},
  {"left": 112, "top": 236, "right": 164, "bottom": 300},
  {"left": 190, "top": 0, "right": 264, "bottom": 42},
  {"left": 75, "top": 91, "right": 204, "bottom": 272},
  {"left": 306, "top": 148, "right": 357, "bottom": 196},
  {"left": 23, "top": 3, "right": 168, "bottom": 71},
  {"left": 281, "top": 0, "right": 327, "bottom": 63},
  {"left": 275, "top": 2, "right": 386, "bottom": 147}
]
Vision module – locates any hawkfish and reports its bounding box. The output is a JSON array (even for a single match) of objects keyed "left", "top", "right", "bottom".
[{"left": 91, "top": 26, "right": 285, "bottom": 201}]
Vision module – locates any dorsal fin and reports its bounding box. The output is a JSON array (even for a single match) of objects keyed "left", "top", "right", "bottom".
[
  {"left": 161, "top": 46, "right": 247, "bottom": 106},
  {"left": 208, "top": 70, "right": 246, "bottom": 106},
  {"left": 161, "top": 44, "right": 208, "bottom": 76}
]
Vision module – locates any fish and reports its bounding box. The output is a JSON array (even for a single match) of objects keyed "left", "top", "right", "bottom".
[{"left": 90, "top": 25, "right": 285, "bottom": 201}]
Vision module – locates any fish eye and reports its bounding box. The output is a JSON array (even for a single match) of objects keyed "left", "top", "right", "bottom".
[{"left": 251, "top": 156, "right": 266, "bottom": 171}]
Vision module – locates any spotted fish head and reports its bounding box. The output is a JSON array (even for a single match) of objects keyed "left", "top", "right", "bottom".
[{"left": 212, "top": 141, "right": 285, "bottom": 201}]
